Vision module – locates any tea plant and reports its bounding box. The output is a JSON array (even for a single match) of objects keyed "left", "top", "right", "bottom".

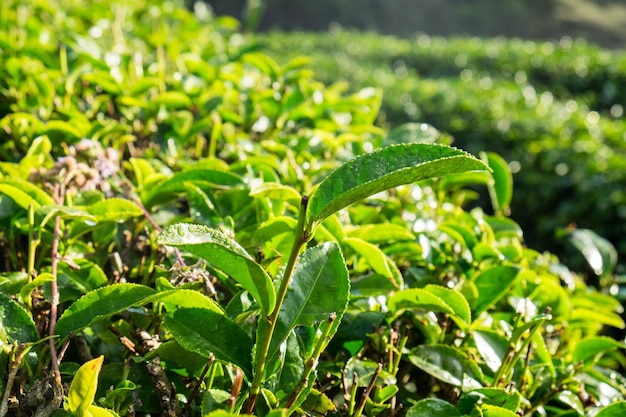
[
  {"left": 260, "top": 30, "right": 626, "bottom": 272},
  {"left": 1, "top": 0, "right": 625, "bottom": 416}
]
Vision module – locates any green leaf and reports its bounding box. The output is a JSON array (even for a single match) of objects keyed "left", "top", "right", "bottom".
[
  {"left": 406, "top": 398, "right": 462, "bottom": 417},
  {"left": 472, "top": 266, "right": 522, "bottom": 316},
  {"left": 145, "top": 169, "right": 242, "bottom": 207},
  {"left": 36, "top": 205, "right": 97, "bottom": 230},
  {"left": 483, "top": 152, "right": 513, "bottom": 214},
  {"left": 472, "top": 330, "right": 508, "bottom": 373},
  {"left": 67, "top": 356, "right": 104, "bottom": 417},
  {"left": 458, "top": 388, "right": 522, "bottom": 414},
  {"left": 388, "top": 287, "right": 469, "bottom": 329},
  {"left": 146, "top": 289, "right": 223, "bottom": 314},
  {"left": 157, "top": 223, "right": 276, "bottom": 315},
  {"left": 0, "top": 293, "right": 38, "bottom": 344},
  {"left": 249, "top": 182, "right": 301, "bottom": 202},
  {"left": 344, "top": 237, "right": 399, "bottom": 286},
  {"left": 346, "top": 223, "right": 415, "bottom": 243},
  {"left": 204, "top": 411, "right": 255, "bottom": 417},
  {"left": 569, "top": 228, "right": 617, "bottom": 277},
  {"left": 86, "top": 198, "right": 143, "bottom": 223},
  {"left": 481, "top": 404, "right": 520, "bottom": 417},
  {"left": 572, "top": 336, "right": 626, "bottom": 365},
  {"left": 153, "top": 91, "right": 192, "bottom": 109},
  {"left": 55, "top": 284, "right": 156, "bottom": 339},
  {"left": 306, "top": 143, "right": 488, "bottom": 230},
  {"left": 408, "top": 345, "right": 483, "bottom": 389},
  {"left": 0, "top": 178, "right": 54, "bottom": 209},
  {"left": 19, "top": 272, "right": 55, "bottom": 304},
  {"left": 164, "top": 308, "right": 253, "bottom": 379},
  {"left": 595, "top": 402, "right": 626, "bottom": 417},
  {"left": 86, "top": 405, "right": 119, "bottom": 417},
  {"left": 424, "top": 284, "right": 472, "bottom": 326},
  {"left": 266, "top": 242, "right": 349, "bottom": 370}
]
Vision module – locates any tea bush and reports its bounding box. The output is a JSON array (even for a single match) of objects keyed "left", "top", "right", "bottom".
[
  {"left": 259, "top": 30, "right": 626, "bottom": 270},
  {"left": 1, "top": 1, "right": 625, "bottom": 416}
]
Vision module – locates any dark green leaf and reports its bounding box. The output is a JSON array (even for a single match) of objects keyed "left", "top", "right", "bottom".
[
  {"left": 55, "top": 284, "right": 156, "bottom": 339},
  {"left": 164, "top": 308, "right": 253, "bottom": 379},
  {"left": 266, "top": 242, "right": 349, "bottom": 370},
  {"left": 157, "top": 223, "right": 276, "bottom": 315},
  {"left": 406, "top": 398, "right": 462, "bottom": 417},
  {"left": 0, "top": 293, "right": 38, "bottom": 344},
  {"left": 408, "top": 345, "right": 483, "bottom": 389},
  {"left": 306, "top": 143, "right": 488, "bottom": 229}
]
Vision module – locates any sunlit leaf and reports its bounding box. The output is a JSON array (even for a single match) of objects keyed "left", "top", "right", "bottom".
[
  {"left": 157, "top": 223, "right": 276, "bottom": 315},
  {"left": 306, "top": 143, "right": 488, "bottom": 230}
]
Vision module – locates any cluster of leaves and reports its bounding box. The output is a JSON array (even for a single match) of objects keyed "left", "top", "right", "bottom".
[
  {"left": 259, "top": 30, "right": 626, "bottom": 274},
  {"left": 1, "top": 1, "right": 626, "bottom": 416}
]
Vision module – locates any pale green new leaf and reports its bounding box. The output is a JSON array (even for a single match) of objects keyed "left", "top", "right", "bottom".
[
  {"left": 67, "top": 356, "right": 104, "bottom": 417},
  {"left": 157, "top": 223, "right": 276, "bottom": 315},
  {"left": 87, "top": 198, "right": 143, "bottom": 223}
]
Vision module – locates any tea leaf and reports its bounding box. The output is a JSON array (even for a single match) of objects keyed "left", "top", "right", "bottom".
[
  {"left": 408, "top": 345, "right": 483, "bottom": 389},
  {"left": 0, "top": 293, "right": 38, "bottom": 344},
  {"left": 67, "top": 355, "right": 104, "bottom": 417},
  {"left": 0, "top": 179, "right": 54, "bottom": 209},
  {"left": 306, "top": 143, "right": 488, "bottom": 229},
  {"left": 388, "top": 287, "right": 469, "bottom": 328},
  {"left": 55, "top": 284, "right": 156, "bottom": 339},
  {"left": 406, "top": 398, "right": 462, "bottom": 417},
  {"left": 483, "top": 152, "right": 513, "bottom": 214},
  {"left": 458, "top": 388, "right": 522, "bottom": 414},
  {"left": 19, "top": 272, "right": 55, "bottom": 304},
  {"left": 164, "top": 308, "right": 253, "bottom": 379},
  {"left": 572, "top": 336, "right": 626, "bottom": 365},
  {"left": 157, "top": 223, "right": 276, "bottom": 315},
  {"left": 86, "top": 198, "right": 143, "bottom": 223},
  {"left": 596, "top": 402, "right": 626, "bottom": 417},
  {"left": 481, "top": 404, "right": 520, "bottom": 417},
  {"left": 266, "top": 242, "right": 349, "bottom": 371},
  {"left": 472, "top": 266, "right": 522, "bottom": 316}
]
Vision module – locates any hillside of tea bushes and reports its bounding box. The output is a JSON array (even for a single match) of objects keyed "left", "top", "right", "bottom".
[
  {"left": 1, "top": 1, "right": 626, "bottom": 416},
  {"left": 260, "top": 30, "right": 626, "bottom": 273}
]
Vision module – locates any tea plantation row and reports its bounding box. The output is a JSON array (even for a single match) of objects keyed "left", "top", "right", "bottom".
[{"left": 259, "top": 30, "right": 626, "bottom": 271}]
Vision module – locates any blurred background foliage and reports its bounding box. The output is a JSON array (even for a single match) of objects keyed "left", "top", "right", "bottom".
[{"left": 203, "top": 0, "right": 626, "bottom": 48}]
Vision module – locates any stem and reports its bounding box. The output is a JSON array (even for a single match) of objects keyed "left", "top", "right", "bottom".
[
  {"left": 49, "top": 215, "right": 62, "bottom": 388},
  {"left": 243, "top": 196, "right": 310, "bottom": 413},
  {"left": 183, "top": 355, "right": 215, "bottom": 415},
  {"left": 285, "top": 313, "right": 336, "bottom": 411},
  {"left": 0, "top": 344, "right": 25, "bottom": 417},
  {"left": 353, "top": 363, "right": 382, "bottom": 417}
]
